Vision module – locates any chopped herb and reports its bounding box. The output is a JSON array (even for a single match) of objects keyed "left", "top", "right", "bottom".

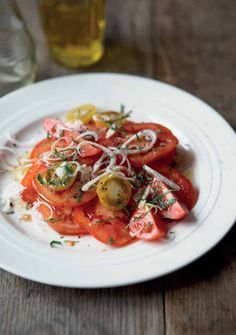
[
  {"left": 50, "top": 240, "right": 62, "bottom": 248},
  {"left": 130, "top": 180, "right": 137, "bottom": 189},
  {"left": 26, "top": 202, "right": 31, "bottom": 210},
  {"left": 64, "top": 163, "right": 73, "bottom": 176},
  {"left": 118, "top": 111, "right": 132, "bottom": 121},
  {"left": 146, "top": 174, "right": 152, "bottom": 182},
  {"left": 61, "top": 154, "right": 68, "bottom": 161},
  {"left": 133, "top": 187, "right": 146, "bottom": 204},
  {"left": 136, "top": 133, "right": 141, "bottom": 142},
  {"left": 123, "top": 206, "right": 130, "bottom": 216},
  {"left": 137, "top": 173, "right": 146, "bottom": 184},
  {"left": 47, "top": 131, "right": 51, "bottom": 139},
  {"left": 71, "top": 152, "right": 78, "bottom": 161},
  {"left": 159, "top": 198, "right": 176, "bottom": 209},
  {"left": 107, "top": 237, "right": 114, "bottom": 245},
  {"left": 104, "top": 111, "right": 132, "bottom": 128},
  {"left": 120, "top": 104, "right": 125, "bottom": 113},
  {"left": 72, "top": 136, "right": 79, "bottom": 144},
  {"left": 60, "top": 130, "right": 65, "bottom": 137},
  {"left": 93, "top": 217, "right": 113, "bottom": 224},
  {"left": 37, "top": 174, "right": 44, "bottom": 185},
  {"left": 6, "top": 210, "right": 14, "bottom": 215},
  {"left": 147, "top": 195, "right": 176, "bottom": 210},
  {"left": 76, "top": 190, "right": 83, "bottom": 203},
  {"left": 111, "top": 125, "right": 118, "bottom": 131},
  {"left": 47, "top": 217, "right": 59, "bottom": 223}
]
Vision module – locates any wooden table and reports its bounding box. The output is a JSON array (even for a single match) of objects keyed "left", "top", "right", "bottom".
[{"left": 1, "top": 1, "right": 235, "bottom": 334}]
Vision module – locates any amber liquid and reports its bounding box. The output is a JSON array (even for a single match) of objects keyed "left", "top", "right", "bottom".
[{"left": 39, "top": 0, "right": 106, "bottom": 68}]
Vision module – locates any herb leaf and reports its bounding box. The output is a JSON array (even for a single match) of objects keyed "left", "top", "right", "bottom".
[
  {"left": 64, "top": 163, "right": 73, "bottom": 176},
  {"left": 107, "top": 237, "right": 115, "bottom": 245},
  {"left": 46, "top": 217, "right": 61, "bottom": 223},
  {"left": 37, "top": 174, "right": 44, "bottom": 185},
  {"left": 50, "top": 240, "right": 62, "bottom": 248},
  {"left": 76, "top": 190, "right": 83, "bottom": 203},
  {"left": 72, "top": 136, "right": 79, "bottom": 144},
  {"left": 120, "top": 104, "right": 125, "bottom": 113}
]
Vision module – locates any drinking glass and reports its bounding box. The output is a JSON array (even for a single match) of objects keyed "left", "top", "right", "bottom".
[
  {"left": 0, "top": 0, "right": 36, "bottom": 96},
  {"left": 38, "top": 0, "right": 106, "bottom": 68}
]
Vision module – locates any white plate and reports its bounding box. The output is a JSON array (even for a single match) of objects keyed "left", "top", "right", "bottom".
[{"left": 0, "top": 73, "right": 235, "bottom": 288}]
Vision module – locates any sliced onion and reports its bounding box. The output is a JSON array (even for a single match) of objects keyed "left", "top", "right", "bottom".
[
  {"left": 129, "top": 221, "right": 145, "bottom": 237},
  {"left": 60, "top": 118, "right": 83, "bottom": 131},
  {"left": 128, "top": 207, "right": 151, "bottom": 236},
  {"left": 77, "top": 140, "right": 111, "bottom": 155},
  {"left": 32, "top": 180, "right": 54, "bottom": 204},
  {"left": 39, "top": 151, "right": 63, "bottom": 163},
  {"left": 138, "top": 185, "right": 151, "bottom": 208},
  {"left": 32, "top": 200, "right": 53, "bottom": 220},
  {"left": 74, "top": 131, "right": 99, "bottom": 142},
  {"left": 79, "top": 164, "right": 92, "bottom": 184},
  {"left": 92, "top": 152, "right": 108, "bottom": 174},
  {"left": 50, "top": 137, "right": 72, "bottom": 153},
  {"left": 121, "top": 129, "right": 158, "bottom": 154},
  {"left": 106, "top": 126, "right": 116, "bottom": 139},
  {"left": 81, "top": 171, "right": 109, "bottom": 191},
  {"left": 31, "top": 201, "right": 54, "bottom": 229},
  {"left": 143, "top": 165, "right": 180, "bottom": 191}
]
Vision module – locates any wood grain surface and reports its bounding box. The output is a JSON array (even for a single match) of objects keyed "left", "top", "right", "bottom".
[{"left": 1, "top": 0, "right": 235, "bottom": 334}]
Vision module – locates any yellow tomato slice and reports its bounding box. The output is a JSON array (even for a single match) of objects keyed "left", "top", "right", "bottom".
[
  {"left": 44, "top": 162, "right": 78, "bottom": 191},
  {"left": 66, "top": 104, "right": 96, "bottom": 124},
  {"left": 96, "top": 175, "right": 132, "bottom": 211},
  {"left": 94, "top": 111, "right": 126, "bottom": 128}
]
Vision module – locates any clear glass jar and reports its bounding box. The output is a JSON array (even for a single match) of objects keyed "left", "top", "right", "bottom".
[
  {"left": 0, "top": 0, "right": 36, "bottom": 96},
  {"left": 38, "top": 0, "right": 106, "bottom": 68}
]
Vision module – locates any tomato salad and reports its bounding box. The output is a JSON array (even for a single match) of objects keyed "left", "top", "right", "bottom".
[{"left": 20, "top": 104, "right": 198, "bottom": 247}]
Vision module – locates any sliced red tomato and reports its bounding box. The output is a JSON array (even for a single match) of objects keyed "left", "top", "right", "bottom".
[
  {"left": 89, "top": 200, "right": 128, "bottom": 221},
  {"left": 153, "top": 178, "right": 189, "bottom": 220},
  {"left": 78, "top": 143, "right": 101, "bottom": 157},
  {"left": 64, "top": 129, "right": 102, "bottom": 158},
  {"left": 122, "top": 122, "right": 178, "bottom": 167},
  {"left": 150, "top": 148, "right": 176, "bottom": 166},
  {"left": 129, "top": 207, "right": 166, "bottom": 240},
  {"left": 33, "top": 165, "right": 96, "bottom": 207},
  {"left": 98, "top": 128, "right": 129, "bottom": 148},
  {"left": 43, "top": 118, "right": 62, "bottom": 133},
  {"left": 38, "top": 202, "right": 88, "bottom": 235},
  {"left": 72, "top": 200, "right": 132, "bottom": 247},
  {"left": 31, "top": 135, "right": 101, "bottom": 168},
  {"left": 77, "top": 154, "right": 101, "bottom": 166},
  {"left": 21, "top": 163, "right": 41, "bottom": 203},
  {"left": 30, "top": 138, "right": 54, "bottom": 159},
  {"left": 153, "top": 165, "right": 198, "bottom": 210}
]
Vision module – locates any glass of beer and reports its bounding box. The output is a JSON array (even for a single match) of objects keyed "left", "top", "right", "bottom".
[{"left": 38, "top": 0, "right": 106, "bottom": 68}]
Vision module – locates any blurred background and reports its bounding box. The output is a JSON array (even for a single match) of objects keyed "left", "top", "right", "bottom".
[{"left": 1, "top": 0, "right": 235, "bottom": 130}]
